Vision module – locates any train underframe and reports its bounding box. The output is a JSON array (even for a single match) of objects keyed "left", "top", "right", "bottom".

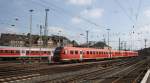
[{"left": 0, "top": 57, "right": 49, "bottom": 63}]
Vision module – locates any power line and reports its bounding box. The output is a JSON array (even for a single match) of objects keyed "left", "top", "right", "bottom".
[
  {"left": 113, "top": 0, "right": 135, "bottom": 23},
  {"left": 135, "top": 0, "right": 142, "bottom": 22},
  {"left": 38, "top": 0, "right": 109, "bottom": 29}
]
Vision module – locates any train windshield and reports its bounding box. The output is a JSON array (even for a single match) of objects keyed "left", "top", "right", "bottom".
[{"left": 53, "top": 47, "right": 63, "bottom": 62}]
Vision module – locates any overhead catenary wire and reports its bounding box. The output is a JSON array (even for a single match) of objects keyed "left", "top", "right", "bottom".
[
  {"left": 113, "top": 0, "right": 135, "bottom": 24},
  {"left": 37, "top": 0, "right": 110, "bottom": 29},
  {"left": 29, "top": 0, "right": 112, "bottom": 42},
  {"left": 135, "top": 0, "right": 142, "bottom": 21}
]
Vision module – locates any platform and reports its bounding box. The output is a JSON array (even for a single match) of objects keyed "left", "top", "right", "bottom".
[{"left": 141, "top": 69, "right": 150, "bottom": 83}]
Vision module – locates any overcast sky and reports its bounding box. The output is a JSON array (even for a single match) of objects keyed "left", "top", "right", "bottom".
[{"left": 0, "top": 0, "right": 150, "bottom": 49}]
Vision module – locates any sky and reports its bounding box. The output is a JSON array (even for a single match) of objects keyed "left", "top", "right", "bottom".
[{"left": 0, "top": 0, "right": 150, "bottom": 50}]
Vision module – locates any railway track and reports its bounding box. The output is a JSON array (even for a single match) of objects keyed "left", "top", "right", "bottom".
[
  {"left": 41, "top": 58, "right": 140, "bottom": 83},
  {"left": 0, "top": 57, "right": 145, "bottom": 83}
]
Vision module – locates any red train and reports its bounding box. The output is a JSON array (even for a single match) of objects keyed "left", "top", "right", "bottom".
[
  {"left": 0, "top": 46, "right": 138, "bottom": 62},
  {"left": 0, "top": 46, "right": 54, "bottom": 61},
  {"left": 53, "top": 46, "right": 138, "bottom": 62}
]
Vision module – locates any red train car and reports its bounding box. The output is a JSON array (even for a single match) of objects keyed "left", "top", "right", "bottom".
[
  {"left": 53, "top": 46, "right": 138, "bottom": 62},
  {"left": 0, "top": 46, "right": 54, "bottom": 61}
]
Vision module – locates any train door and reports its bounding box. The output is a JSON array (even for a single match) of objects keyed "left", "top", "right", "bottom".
[
  {"left": 79, "top": 50, "right": 83, "bottom": 61},
  {"left": 20, "top": 49, "right": 26, "bottom": 57},
  {"left": 48, "top": 50, "right": 53, "bottom": 63},
  {"left": 108, "top": 49, "right": 112, "bottom": 58}
]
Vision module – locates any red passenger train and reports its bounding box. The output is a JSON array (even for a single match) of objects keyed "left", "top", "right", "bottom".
[
  {"left": 53, "top": 46, "right": 138, "bottom": 62},
  {"left": 0, "top": 46, "right": 54, "bottom": 61},
  {"left": 0, "top": 46, "right": 138, "bottom": 62}
]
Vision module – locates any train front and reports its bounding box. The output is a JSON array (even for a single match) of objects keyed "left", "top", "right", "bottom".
[{"left": 53, "top": 47, "right": 63, "bottom": 62}]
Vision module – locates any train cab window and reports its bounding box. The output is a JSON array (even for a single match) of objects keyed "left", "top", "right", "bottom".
[
  {"left": 64, "top": 50, "right": 67, "bottom": 54},
  {"left": 70, "top": 50, "right": 74, "bottom": 54},
  {"left": 75, "top": 51, "right": 78, "bottom": 54},
  {"left": 87, "top": 51, "right": 89, "bottom": 54}
]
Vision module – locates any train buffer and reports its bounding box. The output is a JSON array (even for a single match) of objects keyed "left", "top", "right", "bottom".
[{"left": 141, "top": 69, "right": 150, "bottom": 83}]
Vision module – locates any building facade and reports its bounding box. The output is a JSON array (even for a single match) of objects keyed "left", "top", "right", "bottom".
[{"left": 0, "top": 33, "right": 73, "bottom": 48}]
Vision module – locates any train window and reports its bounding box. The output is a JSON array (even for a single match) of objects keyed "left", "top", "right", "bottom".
[
  {"left": 90, "top": 51, "right": 92, "bottom": 54},
  {"left": 11, "top": 50, "right": 14, "bottom": 53},
  {"left": 9, "top": 50, "right": 12, "bottom": 53},
  {"left": 43, "top": 51, "right": 46, "bottom": 53},
  {"left": 22, "top": 50, "right": 25, "bottom": 53},
  {"left": 38, "top": 51, "right": 41, "bottom": 54},
  {"left": 39, "top": 51, "right": 42, "bottom": 54},
  {"left": 16, "top": 50, "right": 20, "bottom": 53},
  {"left": 26, "top": 51, "right": 29, "bottom": 54},
  {"left": 6, "top": 50, "right": 8, "bottom": 53},
  {"left": 48, "top": 51, "right": 51, "bottom": 54},
  {"left": 70, "top": 50, "right": 74, "bottom": 54},
  {"left": 64, "top": 50, "right": 67, "bottom": 54},
  {"left": 1, "top": 50, "right": 4, "bottom": 53},
  {"left": 6, "top": 50, "right": 11, "bottom": 53},
  {"left": 34, "top": 51, "right": 36, "bottom": 53},
  {"left": 96, "top": 51, "right": 98, "bottom": 54},
  {"left": 87, "top": 51, "right": 89, "bottom": 54},
  {"left": 31, "top": 51, "right": 34, "bottom": 53},
  {"left": 106, "top": 52, "right": 108, "bottom": 54},
  {"left": 93, "top": 51, "right": 95, "bottom": 54},
  {"left": 75, "top": 51, "right": 78, "bottom": 54},
  {"left": 37, "top": 51, "right": 40, "bottom": 53},
  {"left": 0, "top": 50, "right": 2, "bottom": 53},
  {"left": 4, "top": 50, "right": 7, "bottom": 53},
  {"left": 32, "top": 51, "right": 35, "bottom": 53},
  {"left": 99, "top": 52, "right": 101, "bottom": 54},
  {"left": 46, "top": 51, "right": 48, "bottom": 54},
  {"left": 80, "top": 51, "right": 83, "bottom": 54}
]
